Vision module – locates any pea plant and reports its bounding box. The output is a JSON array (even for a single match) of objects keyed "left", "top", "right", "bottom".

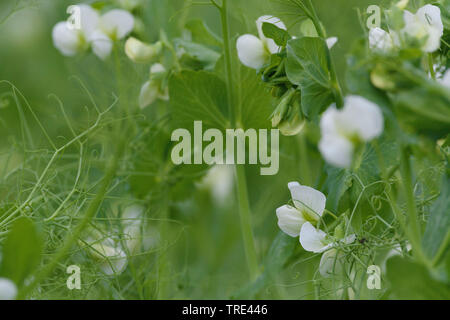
[{"left": 0, "top": 0, "right": 448, "bottom": 300}]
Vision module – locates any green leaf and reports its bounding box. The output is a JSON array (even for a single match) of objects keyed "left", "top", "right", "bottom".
[
  {"left": 386, "top": 256, "right": 450, "bottom": 299},
  {"left": 422, "top": 175, "right": 450, "bottom": 263},
  {"left": 262, "top": 22, "right": 289, "bottom": 47},
  {"left": 174, "top": 39, "right": 221, "bottom": 71},
  {"left": 169, "top": 70, "right": 229, "bottom": 130},
  {"left": 323, "top": 166, "right": 350, "bottom": 212},
  {"left": 185, "top": 19, "right": 222, "bottom": 48},
  {"left": 286, "top": 37, "right": 334, "bottom": 119},
  {"left": 0, "top": 218, "right": 42, "bottom": 286},
  {"left": 232, "top": 232, "right": 297, "bottom": 299},
  {"left": 393, "top": 88, "right": 450, "bottom": 138},
  {"left": 237, "top": 67, "right": 273, "bottom": 130}
]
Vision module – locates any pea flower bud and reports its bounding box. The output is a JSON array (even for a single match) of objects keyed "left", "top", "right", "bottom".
[{"left": 125, "top": 37, "right": 162, "bottom": 63}]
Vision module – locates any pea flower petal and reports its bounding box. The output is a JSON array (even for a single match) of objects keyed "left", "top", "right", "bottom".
[
  {"left": 319, "top": 248, "right": 342, "bottom": 277},
  {"left": 256, "top": 15, "right": 286, "bottom": 54},
  {"left": 89, "top": 30, "right": 113, "bottom": 60},
  {"left": 52, "top": 22, "right": 85, "bottom": 56},
  {"left": 236, "top": 34, "right": 269, "bottom": 70},
  {"left": 369, "top": 27, "right": 394, "bottom": 53},
  {"left": 276, "top": 205, "right": 307, "bottom": 237},
  {"left": 100, "top": 9, "right": 134, "bottom": 40},
  {"left": 402, "top": 4, "right": 443, "bottom": 53},
  {"left": 288, "top": 182, "right": 326, "bottom": 220},
  {"left": 319, "top": 96, "right": 384, "bottom": 168},
  {"left": 319, "top": 134, "right": 354, "bottom": 169},
  {"left": 300, "top": 222, "right": 331, "bottom": 253},
  {"left": 0, "top": 278, "right": 17, "bottom": 300},
  {"left": 89, "top": 239, "right": 128, "bottom": 275}
]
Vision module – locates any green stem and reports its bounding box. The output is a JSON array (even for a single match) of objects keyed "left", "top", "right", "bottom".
[
  {"left": 235, "top": 165, "right": 259, "bottom": 280},
  {"left": 220, "top": 0, "right": 236, "bottom": 126},
  {"left": 428, "top": 54, "right": 436, "bottom": 80},
  {"left": 218, "top": 0, "right": 259, "bottom": 280},
  {"left": 400, "top": 147, "right": 426, "bottom": 264}
]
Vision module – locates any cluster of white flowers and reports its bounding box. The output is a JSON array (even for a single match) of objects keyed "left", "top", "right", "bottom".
[
  {"left": 236, "top": 16, "right": 338, "bottom": 70},
  {"left": 276, "top": 182, "right": 356, "bottom": 277},
  {"left": 0, "top": 278, "right": 17, "bottom": 300},
  {"left": 369, "top": 4, "right": 444, "bottom": 54},
  {"left": 52, "top": 4, "right": 134, "bottom": 59},
  {"left": 52, "top": 4, "right": 169, "bottom": 109},
  {"left": 319, "top": 96, "right": 384, "bottom": 169}
]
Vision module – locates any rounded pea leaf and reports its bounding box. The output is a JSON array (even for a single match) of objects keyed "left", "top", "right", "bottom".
[{"left": 0, "top": 218, "right": 43, "bottom": 286}]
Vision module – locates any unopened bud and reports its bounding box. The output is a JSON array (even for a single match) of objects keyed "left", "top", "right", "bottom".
[{"left": 125, "top": 37, "right": 162, "bottom": 64}]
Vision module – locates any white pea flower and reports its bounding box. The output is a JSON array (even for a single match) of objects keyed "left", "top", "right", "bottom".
[
  {"left": 236, "top": 15, "right": 286, "bottom": 70},
  {"left": 125, "top": 37, "right": 162, "bottom": 63},
  {"left": 139, "top": 63, "right": 169, "bottom": 109},
  {"left": 299, "top": 222, "right": 356, "bottom": 277},
  {"left": 199, "top": 165, "right": 235, "bottom": 205},
  {"left": 86, "top": 238, "right": 128, "bottom": 276},
  {"left": 319, "top": 248, "right": 344, "bottom": 278},
  {"left": 122, "top": 205, "right": 144, "bottom": 253},
  {"left": 276, "top": 182, "right": 326, "bottom": 237},
  {"left": 52, "top": 4, "right": 99, "bottom": 56},
  {"left": 402, "top": 4, "right": 443, "bottom": 53},
  {"left": 319, "top": 96, "right": 384, "bottom": 168},
  {"left": 0, "top": 278, "right": 17, "bottom": 300},
  {"left": 52, "top": 5, "right": 134, "bottom": 60},
  {"left": 90, "top": 9, "right": 134, "bottom": 60},
  {"left": 369, "top": 27, "right": 395, "bottom": 53}
]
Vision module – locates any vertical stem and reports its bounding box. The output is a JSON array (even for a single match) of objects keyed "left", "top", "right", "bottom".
[
  {"left": 221, "top": 0, "right": 236, "bottom": 126},
  {"left": 428, "top": 54, "right": 436, "bottom": 80},
  {"left": 219, "top": 0, "right": 259, "bottom": 280},
  {"left": 400, "top": 147, "right": 426, "bottom": 264},
  {"left": 235, "top": 165, "right": 259, "bottom": 279}
]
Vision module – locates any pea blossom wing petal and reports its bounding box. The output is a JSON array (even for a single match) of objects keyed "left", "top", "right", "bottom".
[
  {"left": 288, "top": 182, "right": 326, "bottom": 218},
  {"left": 100, "top": 9, "right": 134, "bottom": 39},
  {"left": 319, "top": 134, "right": 354, "bottom": 169},
  {"left": 300, "top": 222, "right": 330, "bottom": 253},
  {"left": 416, "top": 5, "right": 443, "bottom": 35},
  {"left": 78, "top": 4, "right": 100, "bottom": 38},
  {"left": 276, "top": 205, "right": 306, "bottom": 237},
  {"left": 319, "top": 248, "right": 343, "bottom": 277},
  {"left": 90, "top": 30, "right": 113, "bottom": 60},
  {"left": 369, "top": 27, "right": 394, "bottom": 52},
  {"left": 236, "top": 34, "right": 269, "bottom": 70},
  {"left": 52, "top": 22, "right": 83, "bottom": 56},
  {"left": 337, "top": 96, "right": 384, "bottom": 141}
]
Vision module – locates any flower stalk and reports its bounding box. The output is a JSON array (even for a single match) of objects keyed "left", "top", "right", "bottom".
[{"left": 215, "top": 0, "right": 259, "bottom": 280}]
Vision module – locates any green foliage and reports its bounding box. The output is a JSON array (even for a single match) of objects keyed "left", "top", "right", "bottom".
[
  {"left": 262, "top": 22, "right": 289, "bottom": 47},
  {"left": 286, "top": 37, "right": 334, "bottom": 120},
  {"left": 422, "top": 174, "right": 450, "bottom": 263},
  {"left": 386, "top": 256, "right": 450, "bottom": 299},
  {"left": 169, "top": 70, "right": 229, "bottom": 129},
  {"left": 0, "top": 218, "right": 42, "bottom": 287}
]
